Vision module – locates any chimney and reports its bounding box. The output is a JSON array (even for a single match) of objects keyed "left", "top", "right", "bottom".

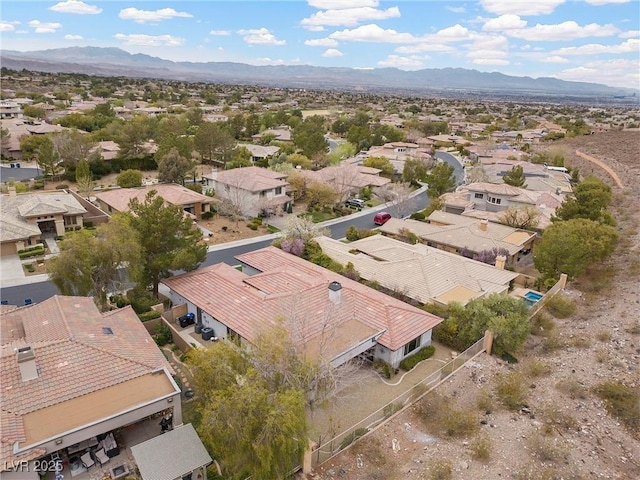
[
  {"left": 495, "top": 255, "right": 507, "bottom": 270},
  {"left": 328, "top": 281, "right": 342, "bottom": 305},
  {"left": 479, "top": 219, "right": 488, "bottom": 231},
  {"left": 17, "top": 346, "right": 38, "bottom": 382}
]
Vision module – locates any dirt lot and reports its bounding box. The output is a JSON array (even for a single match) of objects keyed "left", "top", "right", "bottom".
[
  {"left": 198, "top": 215, "right": 275, "bottom": 245},
  {"left": 309, "top": 131, "right": 640, "bottom": 480}
]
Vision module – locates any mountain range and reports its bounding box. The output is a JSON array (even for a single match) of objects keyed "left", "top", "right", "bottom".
[{"left": 1, "top": 47, "right": 637, "bottom": 100}]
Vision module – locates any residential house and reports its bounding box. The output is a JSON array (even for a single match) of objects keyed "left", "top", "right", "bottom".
[
  {"left": 131, "top": 424, "right": 212, "bottom": 480},
  {"left": 203, "top": 166, "right": 291, "bottom": 217},
  {"left": 353, "top": 141, "right": 432, "bottom": 176},
  {"left": 479, "top": 160, "right": 573, "bottom": 194},
  {"left": 251, "top": 125, "right": 292, "bottom": 142},
  {"left": 94, "top": 184, "right": 214, "bottom": 220},
  {"left": 0, "top": 190, "right": 87, "bottom": 256},
  {"left": 238, "top": 143, "right": 280, "bottom": 163},
  {"left": 0, "top": 101, "right": 23, "bottom": 119},
  {"left": 0, "top": 119, "right": 66, "bottom": 160},
  {"left": 161, "top": 246, "right": 443, "bottom": 369},
  {"left": 442, "top": 182, "right": 564, "bottom": 229},
  {"left": 295, "top": 164, "right": 391, "bottom": 201},
  {"left": 0, "top": 296, "right": 181, "bottom": 479},
  {"left": 316, "top": 235, "right": 518, "bottom": 306},
  {"left": 379, "top": 211, "right": 537, "bottom": 264}
]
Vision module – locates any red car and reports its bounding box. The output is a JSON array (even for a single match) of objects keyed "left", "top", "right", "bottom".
[{"left": 373, "top": 212, "right": 392, "bottom": 225}]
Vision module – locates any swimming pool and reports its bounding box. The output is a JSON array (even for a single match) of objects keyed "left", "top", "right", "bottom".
[{"left": 524, "top": 291, "right": 543, "bottom": 302}]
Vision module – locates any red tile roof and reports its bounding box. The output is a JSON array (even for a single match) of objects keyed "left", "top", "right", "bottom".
[{"left": 163, "top": 246, "right": 443, "bottom": 352}]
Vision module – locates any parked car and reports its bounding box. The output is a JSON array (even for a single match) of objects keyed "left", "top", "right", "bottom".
[
  {"left": 178, "top": 312, "right": 195, "bottom": 328},
  {"left": 373, "top": 212, "right": 392, "bottom": 226},
  {"left": 346, "top": 198, "right": 366, "bottom": 208}
]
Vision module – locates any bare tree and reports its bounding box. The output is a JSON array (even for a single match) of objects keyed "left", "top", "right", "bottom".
[
  {"left": 465, "top": 164, "right": 489, "bottom": 184},
  {"left": 329, "top": 164, "right": 363, "bottom": 203},
  {"left": 374, "top": 182, "right": 416, "bottom": 218},
  {"left": 498, "top": 206, "right": 541, "bottom": 229},
  {"left": 281, "top": 215, "right": 328, "bottom": 242}
]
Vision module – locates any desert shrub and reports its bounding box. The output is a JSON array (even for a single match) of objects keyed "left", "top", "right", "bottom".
[
  {"left": 339, "top": 427, "right": 368, "bottom": 450},
  {"left": 442, "top": 408, "right": 478, "bottom": 437},
  {"left": 470, "top": 434, "right": 492, "bottom": 461},
  {"left": 476, "top": 390, "right": 494, "bottom": 412},
  {"left": 399, "top": 345, "right": 436, "bottom": 371},
  {"left": 248, "top": 223, "right": 258, "bottom": 230},
  {"left": 201, "top": 211, "right": 214, "bottom": 220},
  {"left": 373, "top": 360, "right": 392, "bottom": 379},
  {"left": 555, "top": 379, "right": 587, "bottom": 400},
  {"left": 541, "top": 333, "right": 565, "bottom": 353},
  {"left": 427, "top": 459, "right": 452, "bottom": 480},
  {"left": 345, "top": 225, "right": 360, "bottom": 241},
  {"left": 545, "top": 294, "right": 576, "bottom": 318},
  {"left": 32, "top": 181, "right": 45, "bottom": 190},
  {"left": 541, "top": 405, "right": 579, "bottom": 435},
  {"left": 55, "top": 184, "right": 69, "bottom": 190},
  {"left": 419, "top": 394, "right": 478, "bottom": 437},
  {"left": 595, "top": 348, "right": 609, "bottom": 363},
  {"left": 138, "top": 310, "right": 162, "bottom": 321},
  {"left": 410, "top": 211, "right": 426, "bottom": 220},
  {"left": 515, "top": 465, "right": 560, "bottom": 480},
  {"left": 569, "top": 335, "right": 591, "bottom": 348},
  {"left": 383, "top": 402, "right": 403, "bottom": 419},
  {"left": 495, "top": 371, "right": 527, "bottom": 410},
  {"left": 596, "top": 330, "right": 611, "bottom": 342},
  {"left": 527, "top": 433, "right": 568, "bottom": 462},
  {"left": 529, "top": 311, "right": 555, "bottom": 336},
  {"left": 593, "top": 382, "right": 640, "bottom": 433},
  {"left": 524, "top": 360, "right": 552, "bottom": 378}
]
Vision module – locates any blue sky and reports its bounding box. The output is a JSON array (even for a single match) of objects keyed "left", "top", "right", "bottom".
[{"left": 1, "top": 1, "right": 638, "bottom": 88}]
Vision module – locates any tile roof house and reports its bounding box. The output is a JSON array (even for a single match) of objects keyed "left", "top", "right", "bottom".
[
  {"left": 295, "top": 164, "right": 391, "bottom": 201},
  {"left": 354, "top": 142, "right": 432, "bottom": 176},
  {"left": 94, "top": 184, "right": 214, "bottom": 220},
  {"left": 0, "top": 296, "right": 181, "bottom": 475},
  {"left": 203, "top": 166, "right": 291, "bottom": 217},
  {"left": 316, "top": 235, "right": 518, "bottom": 306},
  {"left": 238, "top": 143, "right": 280, "bottom": 162},
  {"left": 162, "top": 246, "right": 443, "bottom": 369},
  {"left": 379, "top": 211, "right": 537, "bottom": 263},
  {"left": 442, "top": 182, "right": 564, "bottom": 229},
  {"left": 251, "top": 126, "right": 292, "bottom": 142},
  {"left": 478, "top": 160, "right": 573, "bottom": 195},
  {"left": 0, "top": 190, "right": 87, "bottom": 256}
]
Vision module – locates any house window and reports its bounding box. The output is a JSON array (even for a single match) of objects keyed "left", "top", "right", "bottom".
[
  {"left": 403, "top": 336, "right": 421, "bottom": 356},
  {"left": 228, "top": 327, "right": 241, "bottom": 345},
  {"left": 487, "top": 196, "right": 502, "bottom": 205},
  {"left": 260, "top": 191, "right": 266, "bottom": 197},
  {"left": 474, "top": 193, "right": 484, "bottom": 199},
  {"left": 182, "top": 474, "right": 193, "bottom": 480},
  {"left": 275, "top": 187, "right": 282, "bottom": 195}
]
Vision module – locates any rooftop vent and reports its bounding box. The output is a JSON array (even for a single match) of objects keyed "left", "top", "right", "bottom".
[
  {"left": 16, "top": 346, "right": 38, "bottom": 382},
  {"left": 102, "top": 327, "right": 113, "bottom": 335},
  {"left": 328, "top": 281, "right": 342, "bottom": 305}
]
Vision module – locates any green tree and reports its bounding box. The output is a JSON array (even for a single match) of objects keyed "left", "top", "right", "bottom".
[
  {"left": 19, "top": 134, "right": 49, "bottom": 160},
  {"left": 226, "top": 146, "right": 253, "bottom": 169},
  {"left": 425, "top": 162, "right": 456, "bottom": 198},
  {"left": 502, "top": 165, "right": 527, "bottom": 188},
  {"left": 193, "top": 121, "right": 235, "bottom": 164},
  {"left": 36, "top": 136, "right": 62, "bottom": 179},
  {"left": 402, "top": 157, "right": 430, "bottom": 185},
  {"left": 128, "top": 190, "right": 207, "bottom": 297},
  {"left": 23, "top": 105, "right": 47, "bottom": 119},
  {"left": 75, "top": 158, "right": 94, "bottom": 197},
  {"left": 553, "top": 176, "right": 613, "bottom": 225},
  {"left": 533, "top": 218, "right": 618, "bottom": 280},
  {"left": 362, "top": 156, "right": 394, "bottom": 176},
  {"left": 117, "top": 115, "right": 150, "bottom": 159},
  {"left": 306, "top": 181, "right": 337, "bottom": 209},
  {"left": 0, "top": 127, "right": 11, "bottom": 152},
  {"left": 189, "top": 340, "right": 307, "bottom": 480},
  {"left": 293, "top": 116, "right": 328, "bottom": 158},
  {"left": 157, "top": 147, "right": 194, "bottom": 184},
  {"left": 116, "top": 169, "right": 143, "bottom": 188},
  {"left": 47, "top": 215, "right": 141, "bottom": 311}
]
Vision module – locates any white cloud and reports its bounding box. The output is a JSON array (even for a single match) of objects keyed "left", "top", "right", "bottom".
[
  {"left": 329, "top": 24, "right": 417, "bottom": 43},
  {"left": 322, "top": 48, "right": 343, "bottom": 57},
  {"left": 434, "top": 24, "right": 475, "bottom": 41},
  {"left": 395, "top": 43, "right": 454, "bottom": 53},
  {"left": 446, "top": 6, "right": 467, "bottom": 13},
  {"left": 237, "top": 28, "right": 286, "bottom": 46},
  {"left": 305, "top": 38, "right": 339, "bottom": 47},
  {"left": 554, "top": 58, "right": 639, "bottom": 88},
  {"left": 64, "top": 34, "right": 83, "bottom": 40},
  {"left": 28, "top": 20, "right": 62, "bottom": 33},
  {"left": 473, "top": 58, "right": 510, "bottom": 65},
  {"left": 249, "top": 57, "right": 286, "bottom": 66},
  {"left": 113, "top": 33, "right": 186, "bottom": 47},
  {"left": 308, "top": 0, "right": 379, "bottom": 9},
  {"left": 209, "top": 30, "right": 231, "bottom": 36},
  {"left": 0, "top": 21, "right": 20, "bottom": 32},
  {"left": 118, "top": 7, "right": 192, "bottom": 24},
  {"left": 540, "top": 55, "right": 569, "bottom": 63},
  {"left": 585, "top": 0, "right": 629, "bottom": 4},
  {"left": 483, "top": 15, "right": 527, "bottom": 31},
  {"left": 620, "top": 30, "right": 640, "bottom": 38},
  {"left": 377, "top": 55, "right": 424, "bottom": 69},
  {"left": 301, "top": 6, "right": 400, "bottom": 28},
  {"left": 49, "top": 1, "right": 102, "bottom": 15},
  {"left": 480, "top": 0, "right": 565, "bottom": 16},
  {"left": 553, "top": 38, "right": 639, "bottom": 55},
  {"left": 507, "top": 21, "right": 619, "bottom": 41}
]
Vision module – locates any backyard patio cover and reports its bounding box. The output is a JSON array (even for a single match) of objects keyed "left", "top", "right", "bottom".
[{"left": 130, "top": 423, "right": 212, "bottom": 480}]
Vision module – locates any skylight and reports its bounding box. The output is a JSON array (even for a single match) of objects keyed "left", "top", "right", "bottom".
[{"left": 102, "top": 327, "right": 113, "bottom": 335}]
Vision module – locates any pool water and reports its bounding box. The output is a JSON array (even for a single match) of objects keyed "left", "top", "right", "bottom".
[{"left": 524, "top": 291, "right": 543, "bottom": 302}]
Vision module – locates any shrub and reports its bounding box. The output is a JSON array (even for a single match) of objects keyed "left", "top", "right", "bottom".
[
  {"left": 530, "top": 311, "right": 555, "bottom": 336},
  {"left": 409, "top": 211, "right": 426, "bottom": 220},
  {"left": 470, "top": 434, "right": 492, "bottom": 461},
  {"left": 202, "top": 211, "right": 214, "bottom": 220},
  {"left": 476, "top": 390, "right": 494, "bottom": 412},
  {"left": 556, "top": 379, "right": 587, "bottom": 400},
  {"left": 127, "top": 288, "right": 158, "bottom": 314},
  {"left": 339, "top": 427, "right": 368, "bottom": 450},
  {"left": 427, "top": 459, "right": 452, "bottom": 480},
  {"left": 593, "top": 381, "right": 640, "bottom": 432},
  {"left": 524, "top": 360, "right": 552, "bottom": 378},
  {"left": 545, "top": 294, "right": 576, "bottom": 318},
  {"left": 32, "top": 181, "right": 45, "bottom": 190},
  {"left": 345, "top": 225, "right": 360, "bottom": 241},
  {"left": 527, "top": 433, "right": 568, "bottom": 462},
  {"left": 153, "top": 323, "right": 173, "bottom": 347},
  {"left": 383, "top": 402, "right": 402, "bottom": 419},
  {"left": 138, "top": 310, "right": 162, "bottom": 321},
  {"left": 399, "top": 345, "right": 435, "bottom": 371},
  {"left": 55, "top": 184, "right": 69, "bottom": 190},
  {"left": 18, "top": 245, "right": 45, "bottom": 259},
  {"left": 441, "top": 407, "right": 478, "bottom": 437},
  {"left": 541, "top": 405, "right": 578, "bottom": 435},
  {"left": 248, "top": 223, "right": 258, "bottom": 230},
  {"left": 495, "top": 371, "right": 527, "bottom": 410},
  {"left": 419, "top": 394, "right": 478, "bottom": 438}
]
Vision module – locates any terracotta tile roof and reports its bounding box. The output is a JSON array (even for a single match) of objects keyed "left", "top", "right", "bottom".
[
  {"left": 208, "top": 166, "right": 289, "bottom": 192},
  {"left": 94, "top": 184, "right": 212, "bottom": 213},
  {"left": 164, "top": 247, "right": 442, "bottom": 352},
  {"left": 0, "top": 296, "right": 173, "bottom": 466}
]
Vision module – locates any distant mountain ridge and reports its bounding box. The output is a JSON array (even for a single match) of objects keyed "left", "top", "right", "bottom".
[{"left": 1, "top": 46, "right": 637, "bottom": 100}]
